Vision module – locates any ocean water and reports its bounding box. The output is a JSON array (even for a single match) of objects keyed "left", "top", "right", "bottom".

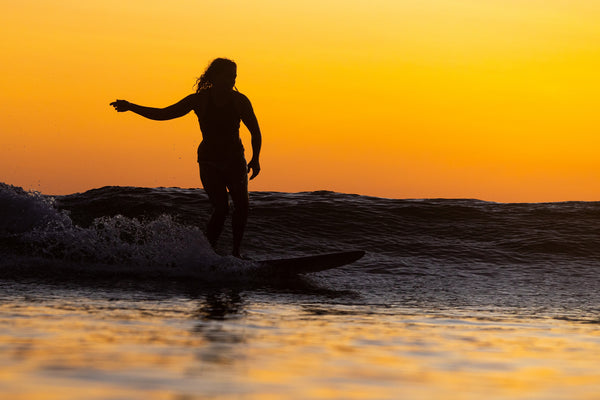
[{"left": 1, "top": 182, "right": 599, "bottom": 399}]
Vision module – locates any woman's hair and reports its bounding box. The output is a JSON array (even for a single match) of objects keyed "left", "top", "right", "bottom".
[{"left": 195, "top": 58, "right": 237, "bottom": 92}]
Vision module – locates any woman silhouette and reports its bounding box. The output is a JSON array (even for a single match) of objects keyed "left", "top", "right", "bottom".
[{"left": 110, "top": 58, "right": 262, "bottom": 258}]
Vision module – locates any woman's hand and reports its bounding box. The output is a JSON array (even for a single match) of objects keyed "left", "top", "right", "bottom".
[
  {"left": 110, "top": 99, "right": 131, "bottom": 112},
  {"left": 248, "top": 158, "right": 261, "bottom": 180}
]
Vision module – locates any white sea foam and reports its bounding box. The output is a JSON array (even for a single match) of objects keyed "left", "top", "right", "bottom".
[{"left": 0, "top": 183, "right": 261, "bottom": 278}]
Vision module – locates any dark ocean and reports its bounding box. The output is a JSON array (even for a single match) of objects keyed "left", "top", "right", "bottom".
[
  {"left": 2, "top": 182, "right": 599, "bottom": 320},
  {"left": 1, "top": 182, "right": 599, "bottom": 399}
]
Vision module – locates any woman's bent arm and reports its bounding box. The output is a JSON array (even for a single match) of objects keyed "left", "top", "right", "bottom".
[{"left": 238, "top": 95, "right": 262, "bottom": 180}]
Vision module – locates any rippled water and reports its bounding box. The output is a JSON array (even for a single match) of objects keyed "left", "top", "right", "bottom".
[{"left": 1, "top": 278, "right": 599, "bottom": 400}]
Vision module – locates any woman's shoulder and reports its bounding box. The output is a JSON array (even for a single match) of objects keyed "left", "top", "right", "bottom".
[
  {"left": 232, "top": 91, "right": 251, "bottom": 105},
  {"left": 193, "top": 90, "right": 210, "bottom": 100}
]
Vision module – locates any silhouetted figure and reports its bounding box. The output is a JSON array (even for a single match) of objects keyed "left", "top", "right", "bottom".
[{"left": 110, "top": 58, "right": 262, "bottom": 258}]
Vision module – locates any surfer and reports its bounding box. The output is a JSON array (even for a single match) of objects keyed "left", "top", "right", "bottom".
[{"left": 110, "top": 58, "right": 262, "bottom": 258}]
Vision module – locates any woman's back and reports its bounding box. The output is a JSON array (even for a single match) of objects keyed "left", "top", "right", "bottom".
[{"left": 196, "top": 90, "right": 244, "bottom": 165}]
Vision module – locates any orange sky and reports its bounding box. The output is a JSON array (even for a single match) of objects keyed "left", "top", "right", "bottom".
[{"left": 2, "top": 0, "right": 600, "bottom": 202}]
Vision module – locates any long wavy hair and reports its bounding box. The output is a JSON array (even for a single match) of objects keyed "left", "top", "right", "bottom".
[{"left": 195, "top": 58, "right": 237, "bottom": 92}]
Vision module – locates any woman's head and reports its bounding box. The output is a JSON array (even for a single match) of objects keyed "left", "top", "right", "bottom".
[{"left": 196, "top": 58, "right": 237, "bottom": 92}]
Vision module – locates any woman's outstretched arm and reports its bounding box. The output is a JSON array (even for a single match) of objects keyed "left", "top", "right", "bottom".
[{"left": 110, "top": 94, "right": 197, "bottom": 121}]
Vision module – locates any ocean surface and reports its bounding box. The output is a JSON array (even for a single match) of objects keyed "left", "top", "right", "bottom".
[{"left": 1, "top": 182, "right": 599, "bottom": 399}]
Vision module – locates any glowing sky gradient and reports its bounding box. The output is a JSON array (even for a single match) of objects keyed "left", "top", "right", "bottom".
[{"left": 2, "top": 1, "right": 599, "bottom": 202}]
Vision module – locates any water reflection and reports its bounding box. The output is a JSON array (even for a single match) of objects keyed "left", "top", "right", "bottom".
[
  {"left": 190, "top": 290, "right": 247, "bottom": 366},
  {"left": 195, "top": 290, "right": 245, "bottom": 321}
]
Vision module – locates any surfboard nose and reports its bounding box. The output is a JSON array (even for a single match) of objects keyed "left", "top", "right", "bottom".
[{"left": 259, "top": 250, "right": 366, "bottom": 275}]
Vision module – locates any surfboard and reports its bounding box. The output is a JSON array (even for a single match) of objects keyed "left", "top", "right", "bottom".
[{"left": 256, "top": 250, "right": 365, "bottom": 275}]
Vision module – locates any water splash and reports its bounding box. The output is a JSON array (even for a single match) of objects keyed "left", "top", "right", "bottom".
[
  {"left": 0, "top": 183, "right": 71, "bottom": 236},
  {"left": 0, "top": 183, "right": 257, "bottom": 279}
]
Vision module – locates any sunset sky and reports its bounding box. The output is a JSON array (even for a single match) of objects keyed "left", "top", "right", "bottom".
[{"left": 2, "top": 0, "right": 599, "bottom": 202}]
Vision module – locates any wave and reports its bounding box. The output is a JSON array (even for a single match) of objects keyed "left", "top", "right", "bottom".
[{"left": 2, "top": 182, "right": 600, "bottom": 280}]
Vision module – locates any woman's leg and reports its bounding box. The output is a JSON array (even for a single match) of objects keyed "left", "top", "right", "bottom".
[
  {"left": 226, "top": 161, "right": 249, "bottom": 258},
  {"left": 199, "top": 163, "right": 229, "bottom": 250}
]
